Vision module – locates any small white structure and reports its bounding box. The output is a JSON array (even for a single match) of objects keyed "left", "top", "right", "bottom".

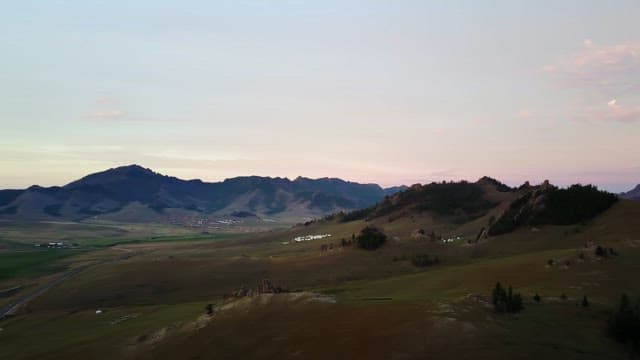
[
  {"left": 95, "top": 310, "right": 103, "bottom": 314},
  {"left": 293, "top": 234, "right": 332, "bottom": 243},
  {"left": 442, "top": 236, "right": 461, "bottom": 244}
]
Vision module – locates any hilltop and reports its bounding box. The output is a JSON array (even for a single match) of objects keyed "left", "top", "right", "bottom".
[{"left": 335, "top": 177, "right": 514, "bottom": 224}]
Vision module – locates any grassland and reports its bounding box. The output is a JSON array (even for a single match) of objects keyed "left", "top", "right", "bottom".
[
  {"left": 0, "top": 250, "right": 84, "bottom": 282},
  {"left": 1, "top": 200, "right": 639, "bottom": 359}
]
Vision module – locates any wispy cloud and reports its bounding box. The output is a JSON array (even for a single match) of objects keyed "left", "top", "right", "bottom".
[
  {"left": 545, "top": 40, "right": 640, "bottom": 122},
  {"left": 544, "top": 39, "right": 640, "bottom": 94},
  {"left": 575, "top": 98, "right": 640, "bottom": 122},
  {"left": 88, "top": 109, "right": 127, "bottom": 120},
  {"left": 515, "top": 109, "right": 533, "bottom": 119}
]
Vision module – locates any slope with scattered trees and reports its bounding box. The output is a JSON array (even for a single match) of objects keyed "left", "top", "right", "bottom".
[{"left": 489, "top": 183, "right": 618, "bottom": 236}]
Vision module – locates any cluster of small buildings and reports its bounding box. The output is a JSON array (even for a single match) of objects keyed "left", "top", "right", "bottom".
[
  {"left": 167, "top": 214, "right": 245, "bottom": 229},
  {"left": 34, "top": 242, "right": 67, "bottom": 248},
  {"left": 217, "top": 219, "right": 241, "bottom": 225},
  {"left": 294, "top": 234, "right": 331, "bottom": 243},
  {"left": 442, "top": 236, "right": 462, "bottom": 244}
]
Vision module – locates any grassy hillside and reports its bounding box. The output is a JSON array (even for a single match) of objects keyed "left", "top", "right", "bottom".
[{"left": 1, "top": 195, "right": 639, "bottom": 359}]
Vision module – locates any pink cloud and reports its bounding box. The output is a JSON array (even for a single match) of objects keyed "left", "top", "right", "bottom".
[
  {"left": 515, "top": 109, "right": 533, "bottom": 119},
  {"left": 544, "top": 40, "right": 639, "bottom": 94},
  {"left": 575, "top": 99, "right": 640, "bottom": 122},
  {"left": 546, "top": 40, "right": 640, "bottom": 122},
  {"left": 88, "top": 109, "right": 127, "bottom": 120}
]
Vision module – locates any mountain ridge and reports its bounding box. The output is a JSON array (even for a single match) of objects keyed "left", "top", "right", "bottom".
[{"left": 0, "top": 165, "right": 407, "bottom": 223}]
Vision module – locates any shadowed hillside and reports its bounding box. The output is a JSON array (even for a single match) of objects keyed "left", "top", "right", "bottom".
[
  {"left": 488, "top": 182, "right": 618, "bottom": 236},
  {"left": 336, "top": 177, "right": 514, "bottom": 224},
  {"left": 0, "top": 165, "right": 405, "bottom": 223}
]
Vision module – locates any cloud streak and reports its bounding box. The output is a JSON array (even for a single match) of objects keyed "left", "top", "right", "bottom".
[
  {"left": 546, "top": 40, "right": 640, "bottom": 122},
  {"left": 515, "top": 109, "right": 533, "bottom": 119},
  {"left": 544, "top": 40, "right": 640, "bottom": 94},
  {"left": 575, "top": 98, "right": 640, "bottom": 123},
  {"left": 88, "top": 109, "right": 127, "bottom": 120}
]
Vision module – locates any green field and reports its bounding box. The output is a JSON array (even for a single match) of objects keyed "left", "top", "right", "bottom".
[{"left": 0, "top": 250, "right": 84, "bottom": 282}]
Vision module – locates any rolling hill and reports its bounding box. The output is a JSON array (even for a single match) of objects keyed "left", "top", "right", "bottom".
[
  {"left": 0, "top": 165, "right": 406, "bottom": 223},
  {"left": 1, "top": 174, "right": 638, "bottom": 359},
  {"left": 2, "top": 176, "right": 638, "bottom": 359}
]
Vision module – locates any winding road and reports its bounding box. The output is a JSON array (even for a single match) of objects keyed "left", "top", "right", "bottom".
[{"left": 0, "top": 250, "right": 141, "bottom": 319}]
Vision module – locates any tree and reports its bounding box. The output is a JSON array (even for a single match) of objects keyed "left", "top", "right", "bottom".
[
  {"left": 534, "top": 293, "right": 541, "bottom": 303},
  {"left": 356, "top": 225, "right": 387, "bottom": 250},
  {"left": 491, "top": 282, "right": 524, "bottom": 313},
  {"left": 205, "top": 303, "right": 214, "bottom": 315},
  {"left": 595, "top": 246, "right": 608, "bottom": 258},
  {"left": 581, "top": 295, "right": 590, "bottom": 307},
  {"left": 607, "top": 294, "right": 640, "bottom": 354}
]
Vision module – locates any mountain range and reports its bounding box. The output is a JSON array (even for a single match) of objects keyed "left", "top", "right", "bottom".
[{"left": 0, "top": 165, "right": 407, "bottom": 223}]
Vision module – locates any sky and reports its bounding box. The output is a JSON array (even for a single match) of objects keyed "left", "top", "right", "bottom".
[{"left": 1, "top": 1, "right": 639, "bottom": 192}]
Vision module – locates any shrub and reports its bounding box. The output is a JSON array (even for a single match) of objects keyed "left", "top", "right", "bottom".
[
  {"left": 411, "top": 254, "right": 439, "bottom": 267},
  {"left": 595, "top": 246, "right": 608, "bottom": 258},
  {"left": 356, "top": 225, "right": 387, "bottom": 250},
  {"left": 339, "top": 207, "right": 375, "bottom": 222},
  {"left": 607, "top": 294, "right": 640, "bottom": 354}
]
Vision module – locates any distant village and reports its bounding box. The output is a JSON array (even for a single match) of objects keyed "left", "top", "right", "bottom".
[
  {"left": 33, "top": 241, "right": 76, "bottom": 249},
  {"left": 282, "top": 234, "right": 332, "bottom": 245},
  {"left": 165, "top": 213, "right": 276, "bottom": 230}
]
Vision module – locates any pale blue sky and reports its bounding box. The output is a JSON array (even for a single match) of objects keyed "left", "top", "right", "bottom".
[{"left": 1, "top": 1, "right": 639, "bottom": 191}]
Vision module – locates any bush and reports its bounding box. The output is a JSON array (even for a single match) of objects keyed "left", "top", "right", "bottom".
[
  {"left": 356, "top": 225, "right": 387, "bottom": 250},
  {"left": 411, "top": 254, "right": 439, "bottom": 267},
  {"left": 491, "top": 282, "right": 524, "bottom": 313},
  {"left": 595, "top": 246, "right": 608, "bottom": 257},
  {"left": 339, "top": 207, "right": 375, "bottom": 222},
  {"left": 607, "top": 294, "right": 640, "bottom": 354}
]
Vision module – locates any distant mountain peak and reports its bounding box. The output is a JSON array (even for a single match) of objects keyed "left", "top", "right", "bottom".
[
  {"left": 109, "top": 164, "right": 156, "bottom": 175},
  {"left": 64, "top": 164, "right": 161, "bottom": 188},
  {"left": 620, "top": 184, "right": 640, "bottom": 201}
]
